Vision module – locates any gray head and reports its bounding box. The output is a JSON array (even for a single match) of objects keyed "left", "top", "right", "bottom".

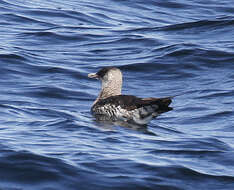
[{"left": 88, "top": 67, "right": 123, "bottom": 100}]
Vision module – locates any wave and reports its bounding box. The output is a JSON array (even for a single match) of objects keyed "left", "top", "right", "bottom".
[
  {"left": 0, "top": 148, "right": 82, "bottom": 189},
  {"left": 159, "top": 17, "right": 234, "bottom": 32}
]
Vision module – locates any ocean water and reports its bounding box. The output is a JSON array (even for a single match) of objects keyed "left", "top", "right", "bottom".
[{"left": 0, "top": 0, "right": 234, "bottom": 189}]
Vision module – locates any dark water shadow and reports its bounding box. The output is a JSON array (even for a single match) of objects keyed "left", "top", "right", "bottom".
[{"left": 93, "top": 118, "right": 157, "bottom": 136}]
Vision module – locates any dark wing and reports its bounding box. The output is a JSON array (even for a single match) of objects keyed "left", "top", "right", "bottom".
[
  {"left": 94, "top": 95, "right": 172, "bottom": 112},
  {"left": 140, "top": 97, "right": 172, "bottom": 113}
]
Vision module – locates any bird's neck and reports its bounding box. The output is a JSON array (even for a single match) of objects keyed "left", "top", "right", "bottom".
[{"left": 94, "top": 80, "right": 122, "bottom": 105}]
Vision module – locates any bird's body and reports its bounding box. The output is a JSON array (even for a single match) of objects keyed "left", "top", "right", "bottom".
[{"left": 88, "top": 67, "right": 172, "bottom": 125}]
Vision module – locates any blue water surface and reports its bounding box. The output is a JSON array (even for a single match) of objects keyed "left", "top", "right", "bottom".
[{"left": 0, "top": 0, "right": 234, "bottom": 189}]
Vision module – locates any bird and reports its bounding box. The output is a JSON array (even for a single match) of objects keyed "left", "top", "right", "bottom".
[{"left": 88, "top": 67, "right": 173, "bottom": 125}]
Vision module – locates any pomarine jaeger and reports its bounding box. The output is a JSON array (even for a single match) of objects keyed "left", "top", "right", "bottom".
[{"left": 88, "top": 67, "right": 172, "bottom": 125}]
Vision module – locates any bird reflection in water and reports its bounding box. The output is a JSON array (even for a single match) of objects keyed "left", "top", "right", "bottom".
[{"left": 93, "top": 115, "right": 157, "bottom": 135}]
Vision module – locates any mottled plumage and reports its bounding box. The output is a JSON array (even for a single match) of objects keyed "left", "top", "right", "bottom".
[{"left": 88, "top": 67, "right": 172, "bottom": 125}]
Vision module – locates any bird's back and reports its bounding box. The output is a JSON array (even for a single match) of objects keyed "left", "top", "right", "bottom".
[{"left": 91, "top": 95, "right": 172, "bottom": 125}]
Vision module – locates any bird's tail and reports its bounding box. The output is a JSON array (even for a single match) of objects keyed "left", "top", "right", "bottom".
[
  {"left": 141, "top": 97, "right": 173, "bottom": 113},
  {"left": 156, "top": 97, "right": 173, "bottom": 113}
]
